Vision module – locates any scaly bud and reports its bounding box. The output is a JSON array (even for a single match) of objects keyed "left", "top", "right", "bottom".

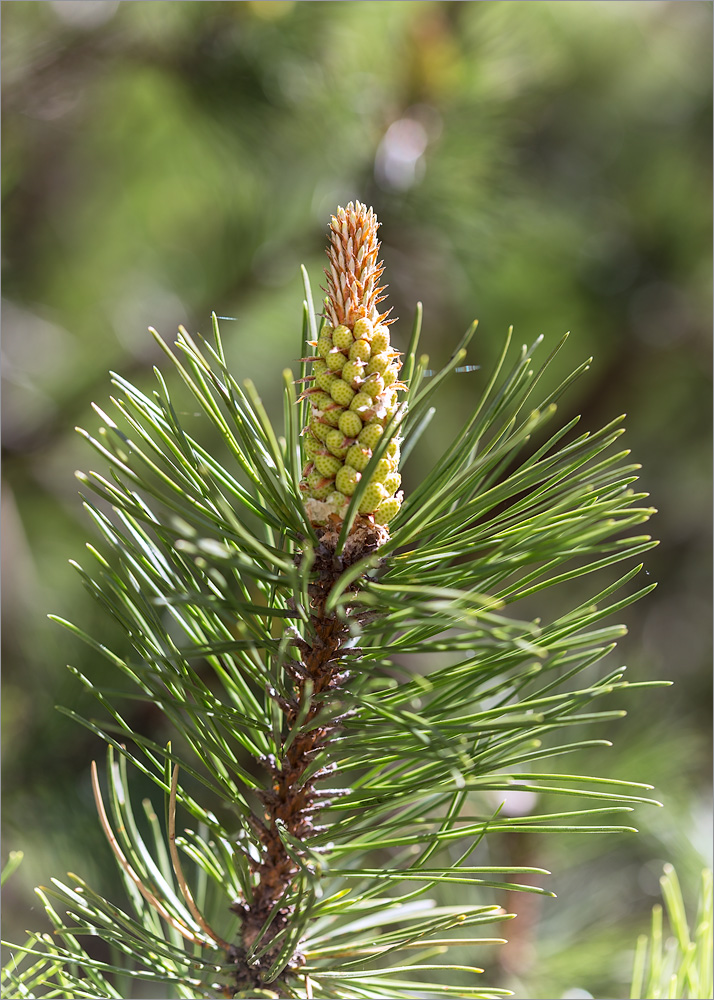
[{"left": 300, "top": 202, "right": 405, "bottom": 534}]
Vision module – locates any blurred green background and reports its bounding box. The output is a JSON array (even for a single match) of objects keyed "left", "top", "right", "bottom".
[{"left": 2, "top": 2, "right": 711, "bottom": 998}]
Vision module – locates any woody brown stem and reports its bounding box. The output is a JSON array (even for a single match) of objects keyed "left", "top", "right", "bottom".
[{"left": 229, "top": 519, "right": 387, "bottom": 997}]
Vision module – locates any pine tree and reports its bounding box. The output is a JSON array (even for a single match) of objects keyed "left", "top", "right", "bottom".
[{"left": 3, "top": 202, "right": 664, "bottom": 1000}]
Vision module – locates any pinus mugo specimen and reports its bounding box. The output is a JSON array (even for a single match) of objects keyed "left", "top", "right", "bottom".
[{"left": 2, "top": 202, "right": 663, "bottom": 1000}]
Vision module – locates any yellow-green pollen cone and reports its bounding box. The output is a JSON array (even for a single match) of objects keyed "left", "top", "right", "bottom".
[{"left": 299, "top": 202, "right": 405, "bottom": 530}]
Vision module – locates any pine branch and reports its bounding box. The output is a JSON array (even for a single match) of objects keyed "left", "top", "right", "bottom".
[{"left": 3, "top": 202, "right": 663, "bottom": 1000}]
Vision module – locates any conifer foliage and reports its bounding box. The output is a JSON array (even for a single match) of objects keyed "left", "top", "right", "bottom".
[{"left": 3, "top": 203, "right": 663, "bottom": 999}]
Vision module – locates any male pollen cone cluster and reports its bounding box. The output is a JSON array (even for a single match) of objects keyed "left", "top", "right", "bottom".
[{"left": 299, "top": 202, "right": 405, "bottom": 531}]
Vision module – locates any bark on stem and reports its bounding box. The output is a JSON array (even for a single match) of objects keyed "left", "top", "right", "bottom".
[{"left": 229, "top": 520, "right": 387, "bottom": 997}]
